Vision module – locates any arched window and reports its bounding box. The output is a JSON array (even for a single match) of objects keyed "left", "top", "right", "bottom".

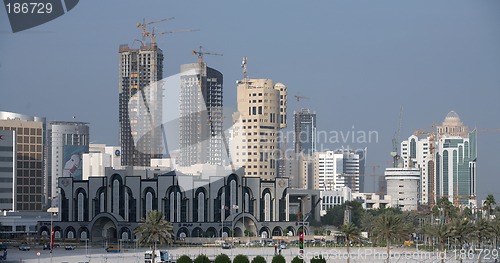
[
  {"left": 264, "top": 193, "right": 271, "bottom": 221},
  {"left": 124, "top": 191, "right": 129, "bottom": 221},
  {"left": 198, "top": 192, "right": 205, "bottom": 222},
  {"left": 113, "top": 179, "right": 120, "bottom": 214},
  {"left": 244, "top": 192, "right": 249, "bottom": 213},
  {"left": 80, "top": 231, "right": 87, "bottom": 240},
  {"left": 77, "top": 193, "right": 84, "bottom": 221},
  {"left": 146, "top": 192, "right": 153, "bottom": 214},
  {"left": 100, "top": 192, "right": 105, "bottom": 213},
  {"left": 230, "top": 180, "right": 237, "bottom": 211},
  {"left": 220, "top": 191, "right": 225, "bottom": 221}
]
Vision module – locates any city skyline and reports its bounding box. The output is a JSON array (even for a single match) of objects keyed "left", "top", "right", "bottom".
[{"left": 1, "top": 1, "right": 499, "bottom": 201}]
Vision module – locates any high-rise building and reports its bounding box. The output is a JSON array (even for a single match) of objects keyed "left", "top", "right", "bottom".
[
  {"left": 294, "top": 108, "right": 316, "bottom": 156},
  {"left": 385, "top": 167, "right": 420, "bottom": 211},
  {"left": 46, "top": 121, "right": 89, "bottom": 206},
  {"left": 401, "top": 134, "right": 434, "bottom": 205},
  {"left": 178, "top": 63, "right": 223, "bottom": 167},
  {"left": 82, "top": 144, "right": 122, "bottom": 179},
  {"left": 231, "top": 79, "right": 287, "bottom": 179},
  {"left": 119, "top": 44, "right": 164, "bottom": 167},
  {"left": 0, "top": 130, "right": 16, "bottom": 211},
  {"left": 435, "top": 111, "right": 476, "bottom": 206},
  {"left": 0, "top": 111, "right": 45, "bottom": 211},
  {"left": 313, "top": 150, "right": 361, "bottom": 192}
]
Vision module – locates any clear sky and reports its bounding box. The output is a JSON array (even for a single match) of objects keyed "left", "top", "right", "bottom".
[{"left": 1, "top": 1, "right": 499, "bottom": 201}]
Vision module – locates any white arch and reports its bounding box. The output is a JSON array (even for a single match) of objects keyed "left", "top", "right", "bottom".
[
  {"left": 77, "top": 192, "right": 84, "bottom": 221},
  {"left": 198, "top": 192, "right": 205, "bottom": 222}
]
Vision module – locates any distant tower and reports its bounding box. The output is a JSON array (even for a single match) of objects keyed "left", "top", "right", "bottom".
[
  {"left": 435, "top": 111, "right": 476, "bottom": 207},
  {"left": 232, "top": 79, "right": 287, "bottom": 179},
  {"left": 0, "top": 111, "right": 46, "bottom": 211},
  {"left": 179, "top": 63, "right": 223, "bottom": 166},
  {"left": 47, "top": 121, "right": 89, "bottom": 207},
  {"left": 118, "top": 44, "right": 164, "bottom": 166},
  {"left": 294, "top": 108, "right": 316, "bottom": 156}
]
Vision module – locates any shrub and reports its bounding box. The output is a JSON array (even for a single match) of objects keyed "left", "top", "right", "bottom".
[
  {"left": 194, "top": 254, "right": 210, "bottom": 263},
  {"left": 310, "top": 255, "right": 326, "bottom": 263},
  {"left": 291, "top": 256, "right": 303, "bottom": 263},
  {"left": 271, "top": 255, "right": 285, "bottom": 263},
  {"left": 177, "top": 255, "right": 193, "bottom": 263},
  {"left": 252, "top": 255, "right": 266, "bottom": 263},
  {"left": 233, "top": 254, "right": 250, "bottom": 263},
  {"left": 215, "top": 254, "right": 231, "bottom": 263}
]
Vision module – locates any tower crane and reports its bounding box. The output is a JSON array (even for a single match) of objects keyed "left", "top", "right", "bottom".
[
  {"left": 146, "top": 28, "right": 199, "bottom": 47},
  {"left": 137, "top": 17, "right": 174, "bottom": 45},
  {"left": 294, "top": 95, "right": 310, "bottom": 102},
  {"left": 390, "top": 106, "right": 403, "bottom": 168}
]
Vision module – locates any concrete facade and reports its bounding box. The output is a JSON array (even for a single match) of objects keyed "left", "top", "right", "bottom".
[
  {"left": 0, "top": 111, "right": 46, "bottom": 211},
  {"left": 0, "top": 130, "right": 15, "bottom": 211},
  {"left": 231, "top": 79, "right": 287, "bottom": 179},
  {"left": 385, "top": 167, "right": 420, "bottom": 211},
  {"left": 38, "top": 168, "right": 315, "bottom": 243}
]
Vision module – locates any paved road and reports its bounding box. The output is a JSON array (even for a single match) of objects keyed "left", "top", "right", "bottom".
[{"left": 4, "top": 246, "right": 491, "bottom": 263}]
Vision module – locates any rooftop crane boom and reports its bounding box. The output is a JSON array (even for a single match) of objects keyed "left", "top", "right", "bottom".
[
  {"left": 137, "top": 17, "right": 174, "bottom": 44},
  {"left": 294, "top": 95, "right": 310, "bottom": 102},
  {"left": 391, "top": 106, "right": 403, "bottom": 168},
  {"left": 146, "top": 28, "right": 200, "bottom": 47}
]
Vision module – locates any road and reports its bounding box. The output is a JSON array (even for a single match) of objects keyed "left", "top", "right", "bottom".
[{"left": 3, "top": 245, "right": 491, "bottom": 263}]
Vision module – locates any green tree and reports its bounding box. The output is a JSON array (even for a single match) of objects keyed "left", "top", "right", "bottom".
[
  {"left": 373, "top": 211, "right": 412, "bottom": 263},
  {"left": 321, "top": 201, "right": 364, "bottom": 227},
  {"left": 483, "top": 194, "right": 496, "bottom": 220},
  {"left": 310, "top": 255, "right": 326, "bottom": 263},
  {"left": 291, "top": 256, "right": 303, "bottom": 263},
  {"left": 215, "top": 254, "right": 231, "bottom": 263},
  {"left": 271, "top": 255, "right": 285, "bottom": 263},
  {"left": 450, "top": 219, "right": 474, "bottom": 263},
  {"left": 177, "top": 255, "right": 193, "bottom": 263},
  {"left": 424, "top": 223, "right": 451, "bottom": 263},
  {"left": 251, "top": 256, "right": 266, "bottom": 263},
  {"left": 194, "top": 254, "right": 210, "bottom": 263},
  {"left": 134, "top": 210, "right": 174, "bottom": 263},
  {"left": 233, "top": 255, "right": 250, "bottom": 263},
  {"left": 340, "top": 223, "right": 360, "bottom": 263}
]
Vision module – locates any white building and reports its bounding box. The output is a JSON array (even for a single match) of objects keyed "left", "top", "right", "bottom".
[
  {"left": 0, "top": 130, "right": 15, "bottom": 211},
  {"left": 320, "top": 187, "right": 352, "bottom": 215},
  {"left": 47, "top": 121, "right": 89, "bottom": 206},
  {"left": 401, "top": 134, "right": 434, "bottom": 205},
  {"left": 82, "top": 144, "right": 121, "bottom": 179},
  {"left": 313, "top": 150, "right": 360, "bottom": 192},
  {"left": 385, "top": 167, "right": 420, "bottom": 211},
  {"left": 352, "top": 192, "right": 392, "bottom": 210}
]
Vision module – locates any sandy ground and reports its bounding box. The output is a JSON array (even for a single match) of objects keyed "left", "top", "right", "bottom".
[{"left": 3, "top": 245, "right": 493, "bottom": 263}]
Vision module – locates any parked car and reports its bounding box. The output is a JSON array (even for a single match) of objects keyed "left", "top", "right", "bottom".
[
  {"left": 18, "top": 244, "right": 30, "bottom": 251},
  {"left": 65, "top": 245, "right": 76, "bottom": 250},
  {"left": 221, "top": 242, "right": 232, "bottom": 249},
  {"left": 105, "top": 247, "right": 120, "bottom": 253}
]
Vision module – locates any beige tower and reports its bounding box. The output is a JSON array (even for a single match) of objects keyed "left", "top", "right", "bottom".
[{"left": 232, "top": 79, "right": 287, "bottom": 179}]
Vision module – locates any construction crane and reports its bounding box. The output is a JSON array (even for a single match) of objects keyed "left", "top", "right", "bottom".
[
  {"left": 146, "top": 28, "right": 199, "bottom": 47},
  {"left": 390, "top": 106, "right": 403, "bottom": 168},
  {"left": 294, "top": 95, "right": 310, "bottom": 102},
  {"left": 137, "top": 17, "right": 174, "bottom": 44}
]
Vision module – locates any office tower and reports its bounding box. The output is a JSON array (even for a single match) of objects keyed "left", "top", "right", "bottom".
[
  {"left": 385, "top": 167, "right": 420, "bottom": 211},
  {"left": 82, "top": 144, "right": 122, "bottom": 179},
  {"left": 435, "top": 111, "right": 476, "bottom": 206},
  {"left": 119, "top": 44, "right": 164, "bottom": 167},
  {"left": 313, "top": 150, "right": 360, "bottom": 192},
  {"left": 401, "top": 134, "right": 434, "bottom": 205},
  {"left": 231, "top": 79, "right": 287, "bottom": 179},
  {"left": 47, "top": 121, "right": 89, "bottom": 205},
  {"left": 178, "top": 63, "right": 223, "bottom": 166},
  {"left": 0, "top": 111, "right": 45, "bottom": 211},
  {"left": 294, "top": 108, "right": 316, "bottom": 156},
  {"left": 0, "top": 130, "right": 15, "bottom": 210}
]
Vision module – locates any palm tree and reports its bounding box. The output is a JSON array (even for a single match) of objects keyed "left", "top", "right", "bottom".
[
  {"left": 424, "top": 223, "right": 451, "bottom": 263},
  {"left": 373, "top": 212, "right": 412, "bottom": 263},
  {"left": 483, "top": 194, "right": 496, "bottom": 220},
  {"left": 134, "top": 210, "right": 174, "bottom": 263},
  {"left": 340, "top": 223, "right": 360, "bottom": 263},
  {"left": 450, "top": 219, "right": 474, "bottom": 263},
  {"left": 474, "top": 218, "right": 493, "bottom": 263}
]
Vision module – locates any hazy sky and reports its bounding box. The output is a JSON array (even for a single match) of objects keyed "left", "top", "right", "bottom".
[{"left": 1, "top": 1, "right": 499, "bottom": 201}]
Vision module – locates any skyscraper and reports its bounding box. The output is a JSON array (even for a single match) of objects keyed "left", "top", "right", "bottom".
[
  {"left": 178, "top": 63, "right": 223, "bottom": 166},
  {"left": 0, "top": 130, "right": 15, "bottom": 211},
  {"left": 435, "top": 111, "right": 476, "bottom": 206},
  {"left": 0, "top": 111, "right": 45, "bottom": 211},
  {"left": 46, "top": 121, "right": 89, "bottom": 207},
  {"left": 231, "top": 79, "right": 287, "bottom": 179},
  {"left": 119, "top": 44, "right": 164, "bottom": 167},
  {"left": 313, "top": 150, "right": 361, "bottom": 192},
  {"left": 294, "top": 108, "right": 316, "bottom": 156}
]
